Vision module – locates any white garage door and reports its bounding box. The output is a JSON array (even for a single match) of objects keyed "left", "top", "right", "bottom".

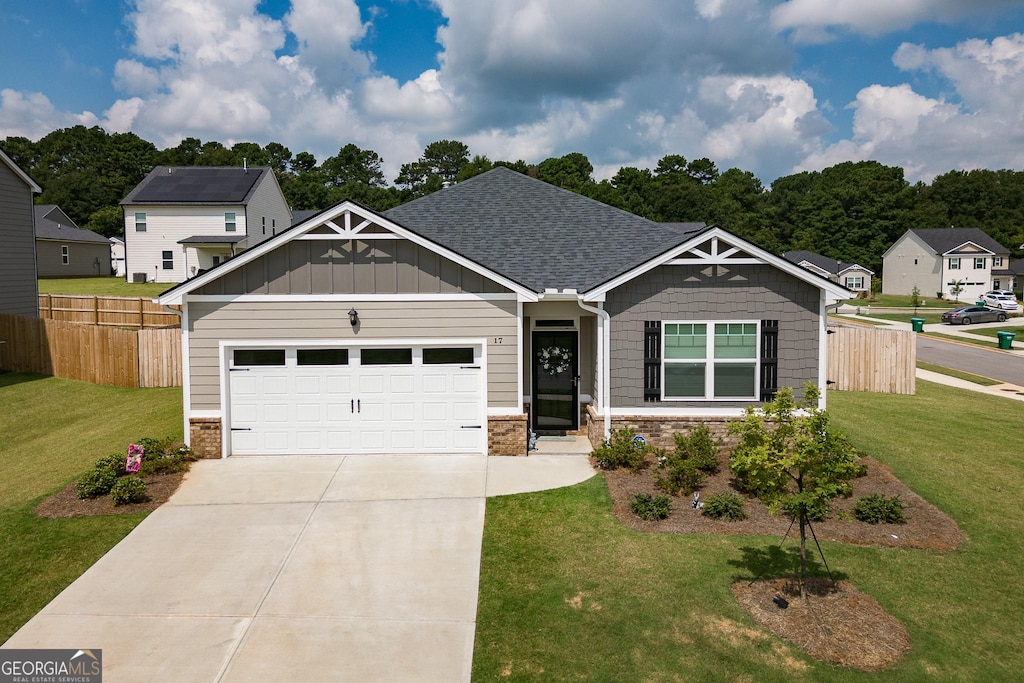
[{"left": 228, "top": 345, "right": 485, "bottom": 455}]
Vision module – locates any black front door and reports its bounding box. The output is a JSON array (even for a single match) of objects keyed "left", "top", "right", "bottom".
[{"left": 532, "top": 330, "right": 579, "bottom": 431}]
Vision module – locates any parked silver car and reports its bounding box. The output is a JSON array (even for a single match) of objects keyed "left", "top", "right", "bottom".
[
  {"left": 940, "top": 306, "right": 1008, "bottom": 325},
  {"left": 981, "top": 293, "right": 1020, "bottom": 311}
]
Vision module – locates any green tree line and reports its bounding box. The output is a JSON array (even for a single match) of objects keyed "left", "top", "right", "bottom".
[{"left": 4, "top": 125, "right": 1024, "bottom": 274}]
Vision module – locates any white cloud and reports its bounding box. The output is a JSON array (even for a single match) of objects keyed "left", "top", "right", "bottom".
[
  {"left": 772, "top": 0, "right": 1021, "bottom": 42},
  {"left": 0, "top": 89, "right": 95, "bottom": 139},
  {"left": 800, "top": 35, "right": 1024, "bottom": 182}
]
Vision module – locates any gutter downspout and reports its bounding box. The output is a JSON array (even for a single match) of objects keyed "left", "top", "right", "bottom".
[{"left": 577, "top": 298, "right": 611, "bottom": 440}]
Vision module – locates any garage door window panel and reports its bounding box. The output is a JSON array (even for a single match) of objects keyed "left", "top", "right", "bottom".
[
  {"left": 423, "top": 347, "right": 474, "bottom": 364},
  {"left": 233, "top": 349, "right": 286, "bottom": 366},
  {"left": 361, "top": 348, "right": 413, "bottom": 365},
  {"left": 297, "top": 348, "right": 349, "bottom": 365}
]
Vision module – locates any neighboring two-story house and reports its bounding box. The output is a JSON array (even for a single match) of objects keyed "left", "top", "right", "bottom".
[
  {"left": 882, "top": 228, "right": 1013, "bottom": 301},
  {"left": 0, "top": 149, "right": 42, "bottom": 316},
  {"left": 782, "top": 250, "right": 874, "bottom": 293},
  {"left": 35, "top": 205, "right": 112, "bottom": 278},
  {"left": 121, "top": 166, "right": 291, "bottom": 283}
]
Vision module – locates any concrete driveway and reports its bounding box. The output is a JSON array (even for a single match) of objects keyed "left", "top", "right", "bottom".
[{"left": 4, "top": 454, "right": 594, "bottom": 682}]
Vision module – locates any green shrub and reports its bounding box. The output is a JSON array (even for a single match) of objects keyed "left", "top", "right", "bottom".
[
  {"left": 656, "top": 458, "right": 706, "bottom": 496},
  {"left": 75, "top": 467, "right": 118, "bottom": 499},
  {"left": 592, "top": 429, "right": 650, "bottom": 472},
  {"left": 672, "top": 425, "right": 721, "bottom": 474},
  {"left": 136, "top": 437, "right": 196, "bottom": 476},
  {"left": 630, "top": 493, "right": 671, "bottom": 521},
  {"left": 701, "top": 493, "right": 747, "bottom": 521},
  {"left": 656, "top": 424, "right": 722, "bottom": 495},
  {"left": 110, "top": 476, "right": 148, "bottom": 506},
  {"left": 854, "top": 494, "right": 906, "bottom": 524},
  {"left": 95, "top": 453, "right": 126, "bottom": 476}
]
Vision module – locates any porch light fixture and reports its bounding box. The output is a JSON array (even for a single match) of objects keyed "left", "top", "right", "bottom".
[{"left": 348, "top": 308, "right": 359, "bottom": 326}]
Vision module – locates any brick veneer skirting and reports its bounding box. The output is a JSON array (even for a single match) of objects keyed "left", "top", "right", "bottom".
[
  {"left": 189, "top": 417, "right": 222, "bottom": 459},
  {"left": 488, "top": 414, "right": 528, "bottom": 456},
  {"left": 586, "top": 405, "right": 737, "bottom": 449}
]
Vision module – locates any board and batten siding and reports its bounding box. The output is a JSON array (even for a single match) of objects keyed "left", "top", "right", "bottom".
[
  {"left": 605, "top": 263, "right": 820, "bottom": 408},
  {"left": 194, "top": 238, "right": 513, "bottom": 296},
  {"left": 0, "top": 161, "right": 38, "bottom": 316},
  {"left": 186, "top": 299, "right": 520, "bottom": 411}
]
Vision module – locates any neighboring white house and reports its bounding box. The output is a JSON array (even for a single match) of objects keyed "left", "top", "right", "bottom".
[
  {"left": 782, "top": 250, "right": 874, "bottom": 293},
  {"left": 110, "top": 237, "right": 125, "bottom": 277},
  {"left": 882, "top": 228, "right": 1014, "bottom": 302},
  {"left": 120, "top": 166, "right": 291, "bottom": 283}
]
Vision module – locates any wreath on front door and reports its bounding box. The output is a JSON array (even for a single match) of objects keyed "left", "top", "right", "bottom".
[{"left": 538, "top": 346, "right": 573, "bottom": 376}]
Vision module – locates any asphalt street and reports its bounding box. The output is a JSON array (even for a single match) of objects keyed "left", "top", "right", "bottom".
[{"left": 917, "top": 334, "right": 1024, "bottom": 386}]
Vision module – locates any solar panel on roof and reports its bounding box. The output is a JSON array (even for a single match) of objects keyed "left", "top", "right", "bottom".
[{"left": 132, "top": 168, "right": 263, "bottom": 202}]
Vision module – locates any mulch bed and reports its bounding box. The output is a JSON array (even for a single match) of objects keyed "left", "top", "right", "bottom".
[
  {"left": 35, "top": 472, "right": 186, "bottom": 519},
  {"left": 602, "top": 454, "right": 965, "bottom": 551},
  {"left": 602, "top": 452, "right": 964, "bottom": 670},
  {"left": 732, "top": 577, "right": 911, "bottom": 671}
]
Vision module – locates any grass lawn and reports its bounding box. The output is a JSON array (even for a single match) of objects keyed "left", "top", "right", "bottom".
[
  {"left": 867, "top": 312, "right": 945, "bottom": 325},
  {"left": 473, "top": 381, "right": 1024, "bottom": 680},
  {"left": 916, "top": 361, "right": 1002, "bottom": 386},
  {"left": 38, "top": 277, "right": 169, "bottom": 298},
  {"left": 958, "top": 326, "right": 1024, "bottom": 340},
  {"left": 0, "top": 373, "right": 182, "bottom": 643},
  {"left": 847, "top": 293, "right": 957, "bottom": 309},
  {"left": 921, "top": 331, "right": 1001, "bottom": 349}
]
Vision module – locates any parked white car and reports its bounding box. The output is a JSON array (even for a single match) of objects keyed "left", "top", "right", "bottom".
[{"left": 982, "top": 293, "right": 1020, "bottom": 310}]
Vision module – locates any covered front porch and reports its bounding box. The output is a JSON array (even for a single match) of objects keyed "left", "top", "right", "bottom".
[{"left": 177, "top": 234, "right": 247, "bottom": 278}]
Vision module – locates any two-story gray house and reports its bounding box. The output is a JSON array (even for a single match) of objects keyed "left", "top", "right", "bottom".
[
  {"left": 157, "top": 168, "right": 851, "bottom": 458},
  {"left": 0, "top": 150, "right": 42, "bottom": 316},
  {"left": 882, "top": 228, "right": 1013, "bottom": 301}
]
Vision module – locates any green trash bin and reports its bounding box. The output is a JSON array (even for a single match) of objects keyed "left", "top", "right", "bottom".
[
  {"left": 977, "top": 300, "right": 986, "bottom": 307},
  {"left": 998, "top": 331, "right": 1015, "bottom": 350},
  {"left": 910, "top": 317, "right": 925, "bottom": 333}
]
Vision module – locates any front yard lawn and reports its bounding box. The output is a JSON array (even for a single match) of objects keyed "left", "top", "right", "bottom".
[
  {"left": 958, "top": 325, "right": 1024, "bottom": 340},
  {"left": 473, "top": 381, "right": 1024, "bottom": 680},
  {"left": 38, "top": 277, "right": 169, "bottom": 298},
  {"left": 0, "top": 373, "right": 182, "bottom": 643}
]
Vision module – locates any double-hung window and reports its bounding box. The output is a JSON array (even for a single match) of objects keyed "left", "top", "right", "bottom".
[
  {"left": 162, "top": 250, "right": 174, "bottom": 270},
  {"left": 948, "top": 257, "right": 961, "bottom": 270},
  {"left": 663, "top": 322, "right": 758, "bottom": 400},
  {"left": 61, "top": 245, "right": 69, "bottom": 265},
  {"left": 845, "top": 276, "right": 864, "bottom": 290},
  {"left": 135, "top": 212, "right": 147, "bottom": 232},
  {"left": 994, "top": 257, "right": 1004, "bottom": 267},
  {"left": 974, "top": 257, "right": 986, "bottom": 269},
  {"left": 225, "top": 212, "right": 236, "bottom": 232}
]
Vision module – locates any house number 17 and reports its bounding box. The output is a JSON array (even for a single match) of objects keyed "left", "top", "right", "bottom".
[{"left": 493, "top": 337, "right": 502, "bottom": 344}]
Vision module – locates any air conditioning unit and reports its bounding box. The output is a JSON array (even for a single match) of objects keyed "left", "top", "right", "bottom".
[{"left": 132, "top": 272, "right": 147, "bottom": 283}]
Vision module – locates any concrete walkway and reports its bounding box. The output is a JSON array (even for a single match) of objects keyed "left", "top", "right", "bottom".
[{"left": 4, "top": 453, "right": 595, "bottom": 682}]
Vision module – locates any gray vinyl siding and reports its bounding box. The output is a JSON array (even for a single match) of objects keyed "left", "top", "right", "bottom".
[
  {"left": 882, "top": 232, "right": 940, "bottom": 296},
  {"left": 0, "top": 163, "right": 38, "bottom": 316},
  {"left": 187, "top": 299, "right": 519, "bottom": 411},
  {"left": 244, "top": 172, "right": 291, "bottom": 246},
  {"left": 194, "top": 239, "right": 512, "bottom": 296},
  {"left": 36, "top": 240, "right": 112, "bottom": 278},
  {"left": 606, "top": 264, "right": 820, "bottom": 408}
]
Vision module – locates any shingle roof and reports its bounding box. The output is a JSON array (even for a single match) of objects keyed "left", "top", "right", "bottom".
[
  {"left": 783, "top": 250, "right": 874, "bottom": 276},
  {"left": 383, "top": 167, "right": 706, "bottom": 292},
  {"left": 121, "top": 166, "right": 267, "bottom": 205},
  {"left": 911, "top": 228, "right": 1008, "bottom": 254},
  {"left": 177, "top": 235, "right": 247, "bottom": 244},
  {"left": 34, "top": 205, "right": 109, "bottom": 244}
]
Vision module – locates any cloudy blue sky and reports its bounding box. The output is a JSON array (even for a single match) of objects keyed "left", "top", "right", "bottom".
[{"left": 2, "top": 0, "right": 1023, "bottom": 185}]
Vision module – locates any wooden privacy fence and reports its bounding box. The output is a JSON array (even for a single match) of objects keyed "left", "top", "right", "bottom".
[
  {"left": 0, "top": 313, "right": 181, "bottom": 388},
  {"left": 827, "top": 324, "right": 916, "bottom": 394},
  {"left": 38, "top": 294, "right": 180, "bottom": 329}
]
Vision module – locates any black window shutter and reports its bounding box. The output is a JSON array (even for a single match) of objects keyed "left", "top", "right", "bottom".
[
  {"left": 644, "top": 321, "right": 661, "bottom": 402},
  {"left": 760, "top": 320, "right": 779, "bottom": 401}
]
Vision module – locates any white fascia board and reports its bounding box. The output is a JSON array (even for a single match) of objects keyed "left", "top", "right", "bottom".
[
  {"left": 608, "top": 407, "right": 749, "bottom": 418},
  {"left": 183, "top": 292, "right": 520, "bottom": 303},
  {"left": 583, "top": 226, "right": 854, "bottom": 301},
  {"left": 836, "top": 263, "right": 875, "bottom": 276},
  {"left": 798, "top": 261, "right": 833, "bottom": 278},
  {"left": 158, "top": 200, "right": 538, "bottom": 305},
  {"left": 0, "top": 149, "right": 41, "bottom": 193},
  {"left": 942, "top": 241, "right": 994, "bottom": 256}
]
